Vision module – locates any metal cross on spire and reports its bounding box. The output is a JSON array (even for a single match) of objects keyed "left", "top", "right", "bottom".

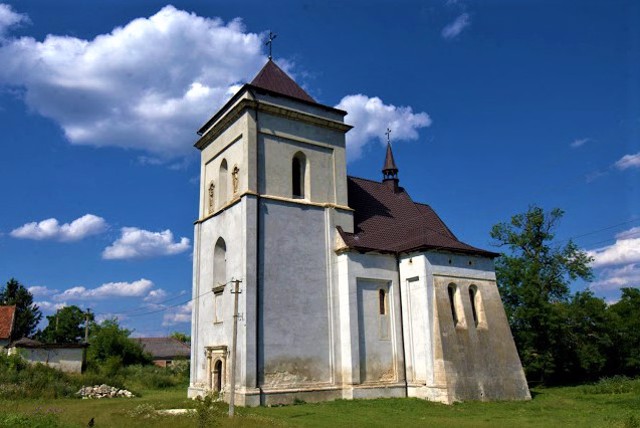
[
  {"left": 385, "top": 127, "right": 392, "bottom": 145},
  {"left": 266, "top": 31, "right": 277, "bottom": 60}
]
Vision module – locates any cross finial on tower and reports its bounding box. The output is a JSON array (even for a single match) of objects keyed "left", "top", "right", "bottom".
[
  {"left": 266, "top": 31, "right": 277, "bottom": 60},
  {"left": 385, "top": 127, "right": 392, "bottom": 145}
]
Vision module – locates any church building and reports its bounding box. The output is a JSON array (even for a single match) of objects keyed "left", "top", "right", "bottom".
[{"left": 188, "top": 60, "right": 530, "bottom": 406}]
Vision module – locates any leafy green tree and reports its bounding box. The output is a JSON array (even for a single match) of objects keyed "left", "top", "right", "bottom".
[
  {"left": 556, "top": 291, "right": 613, "bottom": 381},
  {"left": 608, "top": 288, "right": 640, "bottom": 376},
  {"left": 86, "top": 318, "right": 151, "bottom": 367},
  {"left": 170, "top": 331, "right": 190, "bottom": 344},
  {"left": 0, "top": 278, "right": 42, "bottom": 340},
  {"left": 490, "top": 206, "right": 593, "bottom": 383},
  {"left": 38, "top": 305, "right": 93, "bottom": 344}
]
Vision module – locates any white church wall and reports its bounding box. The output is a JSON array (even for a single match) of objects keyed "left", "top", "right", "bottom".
[
  {"left": 255, "top": 92, "right": 346, "bottom": 123},
  {"left": 338, "top": 252, "right": 406, "bottom": 399},
  {"left": 259, "top": 199, "right": 334, "bottom": 392},
  {"left": 258, "top": 129, "right": 337, "bottom": 204},
  {"left": 190, "top": 200, "right": 249, "bottom": 398},
  {"left": 424, "top": 252, "right": 530, "bottom": 403}
]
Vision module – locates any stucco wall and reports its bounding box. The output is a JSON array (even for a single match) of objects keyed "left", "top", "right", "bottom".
[{"left": 14, "top": 347, "right": 84, "bottom": 373}]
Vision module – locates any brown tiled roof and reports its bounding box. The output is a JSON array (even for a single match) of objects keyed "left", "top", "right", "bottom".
[
  {"left": 338, "top": 176, "right": 498, "bottom": 258},
  {"left": 134, "top": 337, "right": 190, "bottom": 360},
  {"left": 0, "top": 306, "right": 16, "bottom": 340},
  {"left": 250, "top": 60, "right": 316, "bottom": 103}
]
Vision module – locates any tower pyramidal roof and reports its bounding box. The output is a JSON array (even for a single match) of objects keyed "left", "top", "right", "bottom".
[
  {"left": 382, "top": 142, "right": 398, "bottom": 175},
  {"left": 250, "top": 60, "right": 316, "bottom": 103}
]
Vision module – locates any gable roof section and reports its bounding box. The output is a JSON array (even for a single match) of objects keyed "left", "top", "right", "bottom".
[
  {"left": 0, "top": 306, "right": 16, "bottom": 340},
  {"left": 134, "top": 337, "right": 190, "bottom": 359},
  {"left": 250, "top": 60, "right": 316, "bottom": 103},
  {"left": 338, "top": 176, "right": 499, "bottom": 257}
]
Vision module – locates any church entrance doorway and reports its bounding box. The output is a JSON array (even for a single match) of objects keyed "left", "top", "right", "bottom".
[{"left": 214, "top": 360, "right": 222, "bottom": 392}]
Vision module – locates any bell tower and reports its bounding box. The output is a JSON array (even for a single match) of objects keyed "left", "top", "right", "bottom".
[{"left": 189, "top": 59, "right": 354, "bottom": 405}]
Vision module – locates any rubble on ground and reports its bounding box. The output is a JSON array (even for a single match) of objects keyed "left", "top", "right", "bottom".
[{"left": 76, "top": 384, "right": 135, "bottom": 399}]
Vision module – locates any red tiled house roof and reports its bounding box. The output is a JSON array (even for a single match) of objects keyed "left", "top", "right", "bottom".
[
  {"left": 339, "top": 176, "right": 498, "bottom": 258},
  {"left": 0, "top": 305, "right": 16, "bottom": 341}
]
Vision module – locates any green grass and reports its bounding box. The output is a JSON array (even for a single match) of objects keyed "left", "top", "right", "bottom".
[{"left": 0, "top": 380, "right": 638, "bottom": 427}]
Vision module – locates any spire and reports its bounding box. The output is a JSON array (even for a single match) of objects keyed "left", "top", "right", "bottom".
[
  {"left": 382, "top": 142, "right": 398, "bottom": 178},
  {"left": 382, "top": 128, "right": 400, "bottom": 192}
]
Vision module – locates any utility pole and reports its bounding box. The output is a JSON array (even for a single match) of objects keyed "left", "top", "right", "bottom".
[
  {"left": 84, "top": 309, "right": 91, "bottom": 343},
  {"left": 228, "top": 278, "right": 242, "bottom": 417}
]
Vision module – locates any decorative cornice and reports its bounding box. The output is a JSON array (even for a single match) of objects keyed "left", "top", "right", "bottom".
[
  {"left": 194, "top": 191, "right": 352, "bottom": 224},
  {"left": 195, "top": 98, "right": 352, "bottom": 151}
]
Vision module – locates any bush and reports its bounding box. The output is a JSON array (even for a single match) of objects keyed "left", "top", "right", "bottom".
[{"left": 581, "top": 376, "right": 640, "bottom": 395}]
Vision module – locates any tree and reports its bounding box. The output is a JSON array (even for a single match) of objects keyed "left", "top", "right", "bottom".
[
  {"left": 38, "top": 305, "right": 93, "bottom": 344},
  {"left": 170, "top": 331, "right": 190, "bottom": 344},
  {"left": 0, "top": 278, "right": 42, "bottom": 340},
  {"left": 490, "top": 206, "right": 593, "bottom": 383},
  {"left": 608, "top": 288, "right": 640, "bottom": 376},
  {"left": 86, "top": 318, "right": 151, "bottom": 368}
]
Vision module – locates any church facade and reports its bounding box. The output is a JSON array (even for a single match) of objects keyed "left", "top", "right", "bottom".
[{"left": 188, "top": 60, "right": 530, "bottom": 406}]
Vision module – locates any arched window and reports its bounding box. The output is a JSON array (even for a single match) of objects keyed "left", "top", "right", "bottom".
[
  {"left": 214, "top": 237, "right": 226, "bottom": 286},
  {"left": 379, "top": 289, "right": 387, "bottom": 315},
  {"left": 447, "top": 284, "right": 458, "bottom": 326},
  {"left": 469, "top": 285, "right": 479, "bottom": 327},
  {"left": 218, "top": 159, "right": 228, "bottom": 208},
  {"left": 292, "top": 152, "right": 306, "bottom": 199},
  {"left": 208, "top": 181, "right": 215, "bottom": 214}
]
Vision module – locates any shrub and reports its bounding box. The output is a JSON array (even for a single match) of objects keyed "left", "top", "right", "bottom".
[{"left": 581, "top": 376, "right": 639, "bottom": 395}]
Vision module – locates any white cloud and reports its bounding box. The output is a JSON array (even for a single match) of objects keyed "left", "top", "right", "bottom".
[
  {"left": 0, "top": 3, "right": 28, "bottom": 37},
  {"left": 442, "top": 13, "right": 470, "bottom": 40},
  {"left": 162, "top": 301, "right": 192, "bottom": 326},
  {"left": 570, "top": 138, "right": 589, "bottom": 148},
  {"left": 56, "top": 278, "right": 154, "bottom": 300},
  {"left": 335, "top": 94, "right": 431, "bottom": 160},
  {"left": 0, "top": 5, "right": 266, "bottom": 158},
  {"left": 590, "top": 263, "right": 640, "bottom": 292},
  {"left": 103, "top": 227, "right": 190, "bottom": 260},
  {"left": 614, "top": 152, "right": 640, "bottom": 170},
  {"left": 35, "top": 300, "right": 67, "bottom": 313},
  {"left": 10, "top": 214, "right": 107, "bottom": 241},
  {"left": 144, "top": 288, "right": 168, "bottom": 303},
  {"left": 588, "top": 227, "right": 640, "bottom": 268},
  {"left": 28, "top": 286, "right": 58, "bottom": 297}
]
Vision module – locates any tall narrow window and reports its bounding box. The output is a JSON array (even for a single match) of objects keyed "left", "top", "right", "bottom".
[
  {"left": 292, "top": 152, "right": 306, "bottom": 199},
  {"left": 448, "top": 283, "right": 458, "bottom": 326},
  {"left": 218, "top": 159, "right": 228, "bottom": 208},
  {"left": 214, "top": 237, "right": 226, "bottom": 286},
  {"left": 469, "top": 285, "right": 479, "bottom": 327},
  {"left": 379, "top": 289, "right": 387, "bottom": 315}
]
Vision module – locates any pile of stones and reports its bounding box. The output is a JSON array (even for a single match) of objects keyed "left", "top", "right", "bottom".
[{"left": 76, "top": 384, "right": 135, "bottom": 399}]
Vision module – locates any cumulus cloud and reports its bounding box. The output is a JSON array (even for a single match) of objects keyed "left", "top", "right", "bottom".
[
  {"left": 335, "top": 94, "right": 431, "bottom": 160},
  {"left": 56, "top": 278, "right": 154, "bottom": 300},
  {"left": 10, "top": 214, "right": 107, "bottom": 241},
  {"left": 570, "top": 138, "right": 589, "bottom": 148},
  {"left": 590, "top": 263, "right": 640, "bottom": 292},
  {"left": 442, "top": 13, "right": 470, "bottom": 40},
  {"left": 614, "top": 152, "right": 640, "bottom": 170},
  {"left": 0, "top": 5, "right": 266, "bottom": 158},
  {"left": 588, "top": 227, "right": 640, "bottom": 268},
  {"left": 0, "top": 3, "right": 28, "bottom": 37},
  {"left": 35, "top": 301, "right": 67, "bottom": 313},
  {"left": 103, "top": 227, "right": 190, "bottom": 260},
  {"left": 144, "top": 288, "right": 168, "bottom": 303},
  {"left": 28, "top": 286, "right": 58, "bottom": 297},
  {"left": 162, "top": 301, "right": 192, "bottom": 326}
]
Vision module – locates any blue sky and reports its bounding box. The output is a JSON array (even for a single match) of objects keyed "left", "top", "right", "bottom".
[{"left": 0, "top": 0, "right": 638, "bottom": 337}]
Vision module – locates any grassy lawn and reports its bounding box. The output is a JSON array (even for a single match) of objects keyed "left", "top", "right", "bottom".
[{"left": 0, "top": 382, "right": 638, "bottom": 428}]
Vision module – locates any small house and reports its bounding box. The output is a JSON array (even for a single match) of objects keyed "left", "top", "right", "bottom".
[
  {"left": 9, "top": 338, "right": 87, "bottom": 373},
  {"left": 0, "top": 305, "right": 16, "bottom": 349},
  {"left": 134, "top": 337, "right": 190, "bottom": 367}
]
